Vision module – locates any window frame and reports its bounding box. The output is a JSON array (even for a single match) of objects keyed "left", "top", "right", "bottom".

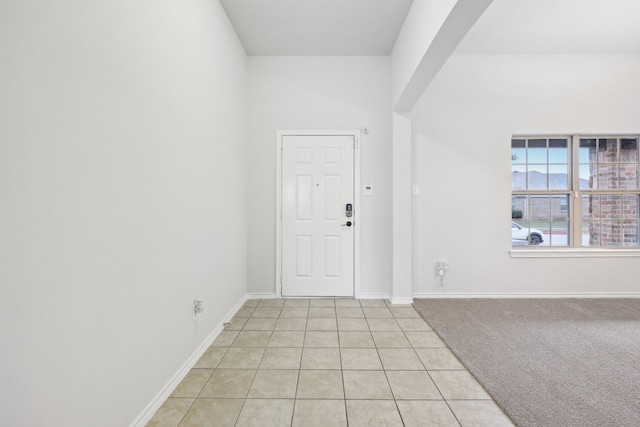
[{"left": 510, "top": 134, "right": 640, "bottom": 257}]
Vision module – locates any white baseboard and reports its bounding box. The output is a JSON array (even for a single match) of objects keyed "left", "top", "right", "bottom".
[
  {"left": 249, "top": 293, "right": 394, "bottom": 300},
  {"left": 358, "top": 293, "right": 391, "bottom": 300},
  {"left": 247, "top": 292, "right": 277, "bottom": 299},
  {"left": 390, "top": 297, "right": 414, "bottom": 305},
  {"left": 130, "top": 294, "right": 247, "bottom": 427},
  {"left": 413, "top": 292, "right": 640, "bottom": 299}
]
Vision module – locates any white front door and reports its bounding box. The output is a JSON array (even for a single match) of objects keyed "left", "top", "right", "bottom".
[{"left": 281, "top": 134, "right": 355, "bottom": 297}]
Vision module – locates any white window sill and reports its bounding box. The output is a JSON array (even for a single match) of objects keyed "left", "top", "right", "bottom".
[
  {"left": 510, "top": 248, "right": 640, "bottom": 258},
  {"left": 509, "top": 248, "right": 640, "bottom": 258}
]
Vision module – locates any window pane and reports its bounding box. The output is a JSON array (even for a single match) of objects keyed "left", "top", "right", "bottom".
[
  {"left": 527, "top": 165, "right": 547, "bottom": 190},
  {"left": 529, "top": 196, "right": 552, "bottom": 245},
  {"left": 586, "top": 195, "right": 624, "bottom": 247},
  {"left": 619, "top": 139, "right": 639, "bottom": 189},
  {"left": 598, "top": 166, "right": 619, "bottom": 189},
  {"left": 512, "top": 195, "right": 526, "bottom": 219},
  {"left": 530, "top": 195, "right": 550, "bottom": 222},
  {"left": 527, "top": 139, "right": 547, "bottom": 163},
  {"left": 623, "top": 194, "right": 639, "bottom": 220},
  {"left": 579, "top": 164, "right": 596, "bottom": 189},
  {"left": 511, "top": 166, "right": 526, "bottom": 190},
  {"left": 583, "top": 195, "right": 600, "bottom": 221},
  {"left": 602, "top": 194, "right": 622, "bottom": 220},
  {"left": 582, "top": 195, "right": 598, "bottom": 246},
  {"left": 550, "top": 221, "right": 570, "bottom": 246},
  {"left": 620, "top": 138, "right": 638, "bottom": 159},
  {"left": 550, "top": 195, "right": 570, "bottom": 246},
  {"left": 601, "top": 221, "right": 622, "bottom": 246},
  {"left": 511, "top": 139, "right": 526, "bottom": 164},
  {"left": 551, "top": 195, "right": 569, "bottom": 220},
  {"left": 599, "top": 138, "right": 618, "bottom": 163},
  {"left": 623, "top": 221, "right": 639, "bottom": 246},
  {"left": 511, "top": 196, "right": 546, "bottom": 246},
  {"left": 579, "top": 139, "right": 596, "bottom": 163},
  {"left": 548, "top": 164, "right": 569, "bottom": 189},
  {"left": 583, "top": 221, "right": 597, "bottom": 247},
  {"left": 549, "top": 138, "right": 568, "bottom": 163},
  {"left": 580, "top": 139, "right": 597, "bottom": 189},
  {"left": 618, "top": 164, "right": 639, "bottom": 189}
]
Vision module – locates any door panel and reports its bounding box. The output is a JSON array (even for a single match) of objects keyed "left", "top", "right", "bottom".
[{"left": 281, "top": 135, "right": 354, "bottom": 297}]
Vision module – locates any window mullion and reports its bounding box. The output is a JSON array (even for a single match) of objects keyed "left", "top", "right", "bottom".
[{"left": 572, "top": 135, "right": 581, "bottom": 248}]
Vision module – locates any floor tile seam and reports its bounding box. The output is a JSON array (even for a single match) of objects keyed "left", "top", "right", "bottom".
[
  {"left": 183, "top": 367, "right": 217, "bottom": 401},
  {"left": 247, "top": 374, "right": 300, "bottom": 400},
  {"left": 230, "top": 397, "right": 247, "bottom": 427},
  {"left": 240, "top": 396, "right": 296, "bottom": 400},
  {"left": 440, "top": 397, "right": 464, "bottom": 427},
  {"left": 380, "top": 361, "right": 399, "bottom": 405},
  {"left": 292, "top": 397, "right": 346, "bottom": 400},
  {"left": 197, "top": 369, "right": 257, "bottom": 400},
  {"left": 174, "top": 397, "right": 199, "bottom": 427},
  {"left": 443, "top": 398, "right": 497, "bottom": 401},
  {"left": 423, "top": 367, "right": 453, "bottom": 407},
  {"left": 424, "top": 368, "right": 468, "bottom": 372},
  {"left": 346, "top": 397, "right": 445, "bottom": 401},
  {"left": 391, "top": 395, "right": 407, "bottom": 427},
  {"left": 337, "top": 331, "right": 350, "bottom": 420},
  {"left": 291, "top": 359, "right": 302, "bottom": 408},
  {"left": 254, "top": 367, "right": 301, "bottom": 370},
  {"left": 201, "top": 344, "right": 231, "bottom": 369},
  {"left": 392, "top": 398, "right": 453, "bottom": 401}
]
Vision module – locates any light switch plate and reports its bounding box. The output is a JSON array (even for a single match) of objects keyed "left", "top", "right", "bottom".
[{"left": 363, "top": 185, "right": 373, "bottom": 196}]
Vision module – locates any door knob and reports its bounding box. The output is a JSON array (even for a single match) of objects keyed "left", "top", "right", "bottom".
[{"left": 341, "top": 221, "right": 352, "bottom": 227}]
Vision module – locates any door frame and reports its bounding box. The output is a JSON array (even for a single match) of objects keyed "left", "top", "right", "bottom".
[{"left": 276, "top": 130, "right": 361, "bottom": 298}]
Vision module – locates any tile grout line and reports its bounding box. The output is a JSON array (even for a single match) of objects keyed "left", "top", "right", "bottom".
[
  {"left": 231, "top": 301, "right": 264, "bottom": 427},
  {"left": 289, "top": 300, "right": 307, "bottom": 427},
  {"left": 395, "top": 305, "right": 463, "bottom": 427},
  {"left": 337, "top": 306, "right": 349, "bottom": 427}
]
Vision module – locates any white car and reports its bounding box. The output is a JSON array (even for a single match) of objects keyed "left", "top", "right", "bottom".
[{"left": 512, "top": 222, "right": 544, "bottom": 245}]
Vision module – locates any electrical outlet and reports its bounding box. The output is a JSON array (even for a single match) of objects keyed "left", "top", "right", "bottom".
[{"left": 436, "top": 261, "right": 448, "bottom": 276}]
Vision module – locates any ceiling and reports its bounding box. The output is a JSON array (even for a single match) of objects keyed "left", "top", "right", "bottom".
[
  {"left": 219, "top": 0, "right": 414, "bottom": 55},
  {"left": 456, "top": 0, "right": 640, "bottom": 54}
]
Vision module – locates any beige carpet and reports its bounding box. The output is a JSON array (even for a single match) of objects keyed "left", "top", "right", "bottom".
[{"left": 413, "top": 298, "right": 640, "bottom": 427}]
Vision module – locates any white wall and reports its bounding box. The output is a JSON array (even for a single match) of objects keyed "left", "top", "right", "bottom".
[
  {"left": 412, "top": 54, "right": 640, "bottom": 295},
  {"left": 247, "top": 56, "right": 392, "bottom": 297},
  {"left": 0, "top": 1, "right": 247, "bottom": 425}
]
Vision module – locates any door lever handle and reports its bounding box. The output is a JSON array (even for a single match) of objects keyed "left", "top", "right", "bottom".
[{"left": 341, "top": 221, "right": 352, "bottom": 227}]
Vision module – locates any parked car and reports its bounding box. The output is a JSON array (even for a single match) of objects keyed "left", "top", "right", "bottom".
[{"left": 512, "top": 222, "right": 544, "bottom": 245}]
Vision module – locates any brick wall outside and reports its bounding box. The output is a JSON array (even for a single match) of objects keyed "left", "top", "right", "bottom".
[{"left": 588, "top": 139, "right": 639, "bottom": 246}]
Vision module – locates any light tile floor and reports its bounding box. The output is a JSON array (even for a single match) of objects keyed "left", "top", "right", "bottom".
[{"left": 147, "top": 299, "right": 514, "bottom": 427}]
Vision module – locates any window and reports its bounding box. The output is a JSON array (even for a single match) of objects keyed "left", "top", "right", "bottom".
[{"left": 511, "top": 136, "right": 640, "bottom": 248}]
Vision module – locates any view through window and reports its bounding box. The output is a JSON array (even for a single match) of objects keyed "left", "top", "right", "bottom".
[{"left": 511, "top": 136, "right": 640, "bottom": 248}]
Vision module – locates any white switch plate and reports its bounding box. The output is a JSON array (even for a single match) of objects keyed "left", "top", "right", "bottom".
[
  {"left": 412, "top": 185, "right": 420, "bottom": 195},
  {"left": 363, "top": 185, "right": 373, "bottom": 196}
]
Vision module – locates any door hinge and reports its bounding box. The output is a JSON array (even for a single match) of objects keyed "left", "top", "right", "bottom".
[
  {"left": 354, "top": 136, "right": 359, "bottom": 149},
  {"left": 281, "top": 146, "right": 283, "bottom": 158}
]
